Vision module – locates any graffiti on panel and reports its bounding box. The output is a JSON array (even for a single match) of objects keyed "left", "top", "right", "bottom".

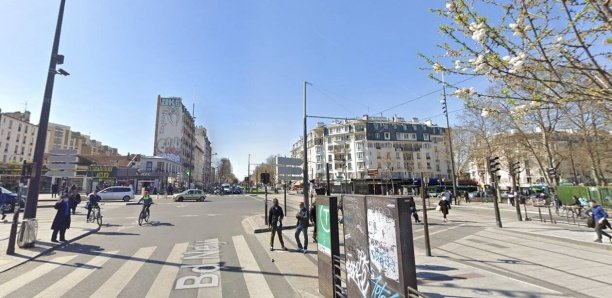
[
  {"left": 371, "top": 275, "right": 400, "bottom": 298},
  {"left": 367, "top": 207, "right": 399, "bottom": 282},
  {"left": 346, "top": 249, "right": 370, "bottom": 298},
  {"left": 156, "top": 137, "right": 181, "bottom": 163}
]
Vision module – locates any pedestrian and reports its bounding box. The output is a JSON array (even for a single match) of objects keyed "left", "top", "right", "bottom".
[
  {"left": 444, "top": 190, "right": 453, "bottom": 206},
  {"left": 0, "top": 186, "right": 6, "bottom": 221},
  {"left": 571, "top": 195, "right": 583, "bottom": 217},
  {"left": 553, "top": 196, "right": 562, "bottom": 215},
  {"left": 295, "top": 202, "right": 309, "bottom": 253},
  {"left": 438, "top": 197, "right": 450, "bottom": 222},
  {"left": 464, "top": 191, "right": 470, "bottom": 204},
  {"left": 408, "top": 196, "right": 421, "bottom": 224},
  {"left": 587, "top": 200, "right": 611, "bottom": 243},
  {"left": 51, "top": 183, "right": 58, "bottom": 198},
  {"left": 167, "top": 185, "right": 174, "bottom": 196},
  {"left": 268, "top": 198, "right": 287, "bottom": 251},
  {"left": 310, "top": 201, "right": 317, "bottom": 243},
  {"left": 51, "top": 194, "right": 71, "bottom": 243},
  {"left": 69, "top": 189, "right": 81, "bottom": 215}
]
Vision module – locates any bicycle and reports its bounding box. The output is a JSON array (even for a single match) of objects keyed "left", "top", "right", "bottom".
[
  {"left": 88, "top": 204, "right": 103, "bottom": 228},
  {"left": 138, "top": 204, "right": 151, "bottom": 226}
]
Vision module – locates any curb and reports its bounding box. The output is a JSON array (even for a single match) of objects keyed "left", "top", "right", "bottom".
[
  {"left": 501, "top": 228, "right": 612, "bottom": 252},
  {"left": 0, "top": 226, "right": 100, "bottom": 273}
]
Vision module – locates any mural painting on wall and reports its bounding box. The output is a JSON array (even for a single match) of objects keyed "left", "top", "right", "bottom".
[{"left": 343, "top": 196, "right": 371, "bottom": 298}]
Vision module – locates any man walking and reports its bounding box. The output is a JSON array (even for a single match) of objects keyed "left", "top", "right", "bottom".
[
  {"left": 51, "top": 183, "right": 58, "bottom": 198},
  {"left": 310, "top": 201, "right": 317, "bottom": 243},
  {"left": 295, "top": 202, "right": 309, "bottom": 253},
  {"left": 51, "top": 194, "right": 71, "bottom": 242},
  {"left": 268, "top": 198, "right": 287, "bottom": 251},
  {"left": 588, "top": 200, "right": 611, "bottom": 243}
]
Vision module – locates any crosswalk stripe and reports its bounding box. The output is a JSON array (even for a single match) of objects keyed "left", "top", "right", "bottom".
[
  {"left": 0, "top": 255, "right": 77, "bottom": 298},
  {"left": 33, "top": 251, "right": 118, "bottom": 298},
  {"left": 197, "top": 239, "right": 222, "bottom": 298},
  {"left": 232, "top": 235, "right": 274, "bottom": 298},
  {"left": 90, "top": 246, "right": 157, "bottom": 298},
  {"left": 146, "top": 242, "right": 189, "bottom": 298}
]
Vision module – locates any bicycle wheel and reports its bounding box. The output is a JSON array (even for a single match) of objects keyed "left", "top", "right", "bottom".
[
  {"left": 96, "top": 209, "right": 103, "bottom": 227},
  {"left": 138, "top": 210, "right": 144, "bottom": 226},
  {"left": 145, "top": 209, "right": 150, "bottom": 223}
]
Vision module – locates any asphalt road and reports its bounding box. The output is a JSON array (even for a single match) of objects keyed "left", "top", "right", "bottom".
[{"left": 0, "top": 195, "right": 299, "bottom": 298}]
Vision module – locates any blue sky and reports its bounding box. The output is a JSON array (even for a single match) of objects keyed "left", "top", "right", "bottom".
[{"left": 0, "top": 0, "right": 475, "bottom": 178}]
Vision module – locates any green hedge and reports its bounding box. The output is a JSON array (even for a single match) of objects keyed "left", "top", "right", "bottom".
[{"left": 556, "top": 186, "right": 612, "bottom": 206}]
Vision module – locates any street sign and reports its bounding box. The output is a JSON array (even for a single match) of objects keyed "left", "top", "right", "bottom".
[
  {"left": 275, "top": 156, "right": 303, "bottom": 182},
  {"left": 44, "top": 170, "right": 77, "bottom": 177},
  {"left": 48, "top": 156, "right": 79, "bottom": 163},
  {"left": 368, "top": 169, "right": 379, "bottom": 176},
  {"left": 49, "top": 148, "right": 78, "bottom": 155},
  {"left": 317, "top": 203, "right": 332, "bottom": 256},
  {"left": 46, "top": 163, "right": 77, "bottom": 171}
]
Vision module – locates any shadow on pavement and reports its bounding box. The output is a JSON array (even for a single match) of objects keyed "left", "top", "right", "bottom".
[{"left": 94, "top": 231, "right": 140, "bottom": 236}]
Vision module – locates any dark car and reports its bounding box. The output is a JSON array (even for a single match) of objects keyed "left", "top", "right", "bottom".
[
  {"left": 1, "top": 186, "right": 25, "bottom": 213},
  {"left": 232, "top": 186, "right": 243, "bottom": 194}
]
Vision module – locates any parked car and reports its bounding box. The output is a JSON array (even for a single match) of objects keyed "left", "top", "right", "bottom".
[
  {"left": 221, "top": 183, "right": 231, "bottom": 195},
  {"left": 232, "top": 186, "right": 243, "bottom": 194},
  {"left": 0, "top": 187, "right": 25, "bottom": 213},
  {"left": 173, "top": 189, "right": 206, "bottom": 202},
  {"left": 96, "top": 186, "right": 134, "bottom": 202}
]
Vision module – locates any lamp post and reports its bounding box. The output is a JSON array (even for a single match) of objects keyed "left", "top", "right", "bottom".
[
  {"left": 302, "top": 81, "right": 310, "bottom": 209},
  {"left": 440, "top": 71, "right": 458, "bottom": 205},
  {"left": 24, "top": 0, "right": 69, "bottom": 221}
]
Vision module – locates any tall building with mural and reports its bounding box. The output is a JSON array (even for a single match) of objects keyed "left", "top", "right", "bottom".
[{"left": 153, "top": 95, "right": 195, "bottom": 184}]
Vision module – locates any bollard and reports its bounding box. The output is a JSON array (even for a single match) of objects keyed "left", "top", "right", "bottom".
[
  {"left": 571, "top": 211, "right": 576, "bottom": 225},
  {"left": 538, "top": 207, "right": 543, "bottom": 222},
  {"left": 547, "top": 206, "right": 556, "bottom": 224},
  {"left": 524, "top": 203, "right": 530, "bottom": 221}
]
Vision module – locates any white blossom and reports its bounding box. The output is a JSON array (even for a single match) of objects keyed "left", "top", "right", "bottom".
[
  {"left": 453, "top": 87, "right": 476, "bottom": 99},
  {"left": 454, "top": 60, "right": 462, "bottom": 70},
  {"left": 508, "top": 52, "right": 526, "bottom": 73},
  {"left": 472, "top": 54, "right": 491, "bottom": 74},
  {"left": 446, "top": 1, "right": 455, "bottom": 10},
  {"left": 469, "top": 22, "right": 488, "bottom": 43},
  {"left": 502, "top": 55, "right": 510, "bottom": 61},
  {"left": 433, "top": 63, "right": 445, "bottom": 73}
]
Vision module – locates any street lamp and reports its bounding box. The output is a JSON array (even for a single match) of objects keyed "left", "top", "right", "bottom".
[
  {"left": 440, "top": 71, "right": 459, "bottom": 204},
  {"left": 24, "top": 0, "right": 68, "bottom": 224}
]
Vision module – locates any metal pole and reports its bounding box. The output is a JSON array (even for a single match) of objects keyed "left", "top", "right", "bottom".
[
  {"left": 25, "top": 0, "right": 67, "bottom": 220},
  {"left": 515, "top": 170, "right": 522, "bottom": 221},
  {"left": 441, "top": 71, "right": 458, "bottom": 205},
  {"left": 7, "top": 162, "right": 28, "bottom": 255},
  {"left": 302, "top": 81, "right": 309, "bottom": 210},
  {"left": 247, "top": 154, "right": 250, "bottom": 193},
  {"left": 264, "top": 184, "right": 268, "bottom": 226},
  {"left": 492, "top": 174, "right": 503, "bottom": 228},
  {"left": 326, "top": 163, "right": 331, "bottom": 196},
  {"left": 189, "top": 103, "right": 195, "bottom": 188},
  {"left": 421, "top": 172, "right": 431, "bottom": 257},
  {"left": 284, "top": 181, "right": 287, "bottom": 212}
]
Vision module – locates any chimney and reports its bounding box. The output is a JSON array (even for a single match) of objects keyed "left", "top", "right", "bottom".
[{"left": 24, "top": 111, "right": 31, "bottom": 122}]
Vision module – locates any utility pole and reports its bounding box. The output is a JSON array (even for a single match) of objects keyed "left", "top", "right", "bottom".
[
  {"left": 421, "top": 172, "right": 431, "bottom": 257},
  {"left": 441, "top": 71, "right": 458, "bottom": 205},
  {"left": 302, "top": 81, "right": 309, "bottom": 210},
  {"left": 188, "top": 103, "right": 195, "bottom": 188},
  {"left": 25, "top": 0, "right": 67, "bottom": 221},
  {"left": 247, "top": 154, "right": 251, "bottom": 193}
]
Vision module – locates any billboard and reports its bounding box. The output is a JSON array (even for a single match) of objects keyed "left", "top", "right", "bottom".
[{"left": 155, "top": 97, "right": 183, "bottom": 163}]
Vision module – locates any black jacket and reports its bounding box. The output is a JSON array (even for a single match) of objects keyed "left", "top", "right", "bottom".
[
  {"left": 51, "top": 199, "right": 71, "bottom": 230},
  {"left": 269, "top": 205, "right": 284, "bottom": 226},
  {"left": 296, "top": 207, "right": 309, "bottom": 227}
]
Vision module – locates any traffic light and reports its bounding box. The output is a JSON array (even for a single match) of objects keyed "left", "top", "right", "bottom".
[
  {"left": 489, "top": 156, "right": 501, "bottom": 174},
  {"left": 20, "top": 162, "right": 32, "bottom": 184},
  {"left": 512, "top": 161, "right": 521, "bottom": 173},
  {"left": 260, "top": 173, "right": 270, "bottom": 184}
]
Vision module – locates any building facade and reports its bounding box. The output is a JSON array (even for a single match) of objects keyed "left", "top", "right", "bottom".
[
  {"left": 134, "top": 155, "right": 182, "bottom": 192},
  {"left": 0, "top": 110, "right": 38, "bottom": 164},
  {"left": 45, "top": 122, "right": 118, "bottom": 156},
  {"left": 195, "top": 126, "right": 213, "bottom": 186},
  {"left": 291, "top": 115, "right": 451, "bottom": 191},
  {"left": 153, "top": 95, "right": 195, "bottom": 185}
]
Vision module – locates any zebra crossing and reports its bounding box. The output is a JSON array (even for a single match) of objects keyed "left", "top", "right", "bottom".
[{"left": 0, "top": 236, "right": 286, "bottom": 298}]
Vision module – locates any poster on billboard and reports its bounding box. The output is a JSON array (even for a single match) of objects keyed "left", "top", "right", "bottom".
[{"left": 155, "top": 97, "right": 183, "bottom": 163}]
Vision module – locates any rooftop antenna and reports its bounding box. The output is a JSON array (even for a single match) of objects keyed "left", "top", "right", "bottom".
[{"left": 24, "top": 101, "right": 28, "bottom": 112}]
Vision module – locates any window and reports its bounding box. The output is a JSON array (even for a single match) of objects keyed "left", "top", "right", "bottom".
[
  {"left": 146, "top": 161, "right": 153, "bottom": 172},
  {"left": 423, "top": 133, "right": 430, "bottom": 141},
  {"left": 6, "top": 131, "right": 10, "bottom": 141},
  {"left": 328, "top": 155, "right": 332, "bottom": 162},
  {"left": 436, "top": 164, "right": 440, "bottom": 171},
  {"left": 397, "top": 133, "right": 416, "bottom": 140},
  {"left": 357, "top": 152, "right": 364, "bottom": 159},
  {"left": 316, "top": 155, "right": 322, "bottom": 162},
  {"left": 21, "top": 146, "right": 24, "bottom": 155},
  {"left": 4, "top": 143, "right": 7, "bottom": 152},
  {"left": 356, "top": 143, "right": 364, "bottom": 151},
  {"left": 316, "top": 147, "right": 322, "bottom": 154},
  {"left": 357, "top": 162, "right": 365, "bottom": 169},
  {"left": 18, "top": 123, "right": 21, "bottom": 132},
  {"left": 384, "top": 132, "right": 391, "bottom": 140},
  {"left": 348, "top": 163, "right": 353, "bottom": 170},
  {"left": 375, "top": 133, "right": 381, "bottom": 139},
  {"left": 8, "top": 120, "right": 12, "bottom": 129},
  {"left": 25, "top": 126, "right": 28, "bottom": 134},
  {"left": 426, "top": 153, "right": 431, "bottom": 160},
  {"left": 396, "top": 152, "right": 400, "bottom": 159},
  {"left": 427, "top": 162, "right": 431, "bottom": 170}
]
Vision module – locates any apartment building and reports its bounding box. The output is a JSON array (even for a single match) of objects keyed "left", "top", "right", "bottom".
[
  {"left": 195, "top": 126, "right": 213, "bottom": 186},
  {"left": 45, "top": 122, "right": 118, "bottom": 156},
  {"left": 0, "top": 110, "right": 38, "bottom": 163},
  {"left": 291, "top": 115, "right": 451, "bottom": 186}
]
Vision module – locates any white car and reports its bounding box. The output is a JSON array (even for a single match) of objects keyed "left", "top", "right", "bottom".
[{"left": 96, "top": 186, "right": 134, "bottom": 202}]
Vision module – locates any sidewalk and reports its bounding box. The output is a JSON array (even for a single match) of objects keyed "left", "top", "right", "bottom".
[{"left": 0, "top": 205, "right": 105, "bottom": 273}]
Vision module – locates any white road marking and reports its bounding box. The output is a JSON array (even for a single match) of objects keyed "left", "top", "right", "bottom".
[
  {"left": 232, "top": 235, "right": 274, "bottom": 297},
  {"left": 180, "top": 214, "right": 199, "bottom": 217},
  {"left": 196, "top": 239, "right": 222, "bottom": 298},
  {"left": 33, "top": 251, "right": 118, "bottom": 298},
  {"left": 0, "top": 255, "right": 77, "bottom": 297},
  {"left": 413, "top": 223, "right": 469, "bottom": 240},
  {"left": 146, "top": 242, "right": 190, "bottom": 298},
  {"left": 90, "top": 246, "right": 156, "bottom": 298}
]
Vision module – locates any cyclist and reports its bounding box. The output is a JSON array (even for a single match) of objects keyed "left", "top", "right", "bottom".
[
  {"left": 141, "top": 190, "right": 153, "bottom": 215},
  {"left": 86, "top": 189, "right": 101, "bottom": 221}
]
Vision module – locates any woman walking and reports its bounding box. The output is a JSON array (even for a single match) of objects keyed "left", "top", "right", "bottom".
[
  {"left": 438, "top": 197, "right": 449, "bottom": 222},
  {"left": 408, "top": 197, "right": 421, "bottom": 224},
  {"left": 51, "top": 195, "right": 71, "bottom": 243},
  {"left": 69, "top": 189, "right": 81, "bottom": 215},
  {"left": 588, "top": 200, "right": 611, "bottom": 243}
]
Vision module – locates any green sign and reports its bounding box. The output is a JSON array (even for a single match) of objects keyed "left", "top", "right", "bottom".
[{"left": 317, "top": 204, "right": 331, "bottom": 256}]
